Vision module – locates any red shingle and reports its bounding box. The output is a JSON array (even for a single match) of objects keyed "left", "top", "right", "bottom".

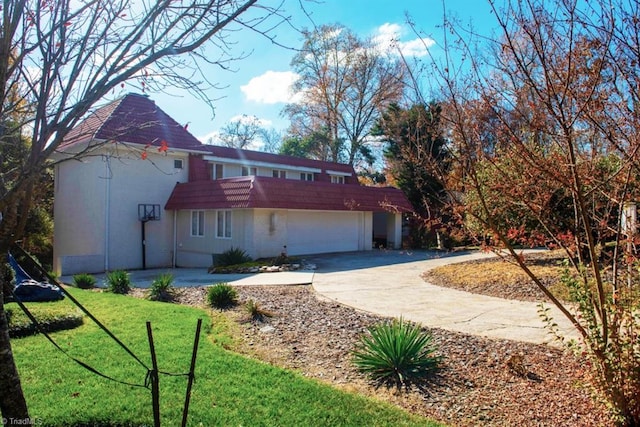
[
  {"left": 62, "top": 93, "right": 202, "bottom": 151},
  {"left": 165, "top": 176, "right": 412, "bottom": 213}
]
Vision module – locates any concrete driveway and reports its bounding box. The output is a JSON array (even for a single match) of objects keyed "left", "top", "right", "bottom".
[
  {"left": 61, "top": 249, "right": 579, "bottom": 345},
  {"left": 307, "top": 249, "right": 579, "bottom": 346}
]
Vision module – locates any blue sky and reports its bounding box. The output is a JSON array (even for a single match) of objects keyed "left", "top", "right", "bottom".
[{"left": 151, "top": 0, "right": 498, "bottom": 146}]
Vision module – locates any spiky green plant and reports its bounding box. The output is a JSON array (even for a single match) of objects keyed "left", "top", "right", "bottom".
[
  {"left": 245, "top": 299, "right": 273, "bottom": 322},
  {"left": 214, "top": 247, "right": 252, "bottom": 267},
  {"left": 352, "top": 317, "right": 441, "bottom": 391},
  {"left": 72, "top": 273, "right": 96, "bottom": 289},
  {"left": 106, "top": 270, "right": 131, "bottom": 294},
  {"left": 147, "top": 273, "right": 175, "bottom": 302},
  {"left": 206, "top": 283, "right": 238, "bottom": 309}
]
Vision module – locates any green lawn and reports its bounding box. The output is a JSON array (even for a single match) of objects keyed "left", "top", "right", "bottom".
[{"left": 9, "top": 288, "right": 441, "bottom": 426}]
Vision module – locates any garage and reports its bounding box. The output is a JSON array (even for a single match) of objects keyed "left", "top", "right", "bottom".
[{"left": 285, "top": 210, "right": 367, "bottom": 255}]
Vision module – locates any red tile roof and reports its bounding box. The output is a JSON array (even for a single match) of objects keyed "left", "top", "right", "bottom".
[
  {"left": 165, "top": 176, "right": 413, "bottom": 213},
  {"left": 61, "top": 93, "right": 203, "bottom": 151},
  {"left": 61, "top": 93, "right": 355, "bottom": 175}
]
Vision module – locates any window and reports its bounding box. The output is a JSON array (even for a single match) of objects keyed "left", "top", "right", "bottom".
[
  {"left": 213, "top": 163, "right": 223, "bottom": 180},
  {"left": 300, "top": 172, "right": 314, "bottom": 181},
  {"left": 242, "top": 166, "right": 257, "bottom": 176},
  {"left": 174, "top": 159, "right": 184, "bottom": 169},
  {"left": 331, "top": 175, "right": 345, "bottom": 184},
  {"left": 216, "top": 210, "right": 232, "bottom": 239},
  {"left": 272, "top": 169, "right": 286, "bottom": 178},
  {"left": 190, "top": 210, "right": 205, "bottom": 237}
]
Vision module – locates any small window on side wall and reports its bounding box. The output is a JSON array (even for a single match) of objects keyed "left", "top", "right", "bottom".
[
  {"left": 191, "top": 210, "right": 205, "bottom": 237},
  {"left": 174, "top": 159, "right": 184, "bottom": 169},
  {"left": 272, "top": 169, "right": 286, "bottom": 179},
  {"left": 216, "top": 210, "right": 232, "bottom": 238}
]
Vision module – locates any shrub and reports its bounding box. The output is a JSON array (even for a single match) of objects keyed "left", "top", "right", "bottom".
[
  {"left": 106, "top": 270, "right": 131, "bottom": 294},
  {"left": 214, "top": 247, "right": 252, "bottom": 268},
  {"left": 206, "top": 283, "right": 238, "bottom": 309},
  {"left": 352, "top": 317, "right": 441, "bottom": 391},
  {"left": 148, "top": 273, "right": 175, "bottom": 302},
  {"left": 72, "top": 273, "right": 96, "bottom": 289},
  {"left": 245, "top": 299, "right": 273, "bottom": 322},
  {"left": 7, "top": 305, "right": 84, "bottom": 338}
]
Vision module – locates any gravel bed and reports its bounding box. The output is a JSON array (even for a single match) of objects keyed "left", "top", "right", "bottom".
[{"left": 143, "top": 283, "right": 614, "bottom": 426}]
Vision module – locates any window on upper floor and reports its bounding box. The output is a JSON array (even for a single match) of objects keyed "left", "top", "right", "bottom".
[
  {"left": 331, "top": 175, "right": 345, "bottom": 184},
  {"left": 213, "top": 163, "right": 223, "bottom": 180},
  {"left": 272, "top": 169, "right": 286, "bottom": 179},
  {"left": 216, "top": 210, "right": 232, "bottom": 239},
  {"left": 174, "top": 159, "right": 184, "bottom": 169},
  {"left": 191, "top": 210, "right": 205, "bottom": 237},
  {"left": 242, "top": 166, "right": 257, "bottom": 176},
  {"left": 300, "top": 172, "right": 314, "bottom": 181}
]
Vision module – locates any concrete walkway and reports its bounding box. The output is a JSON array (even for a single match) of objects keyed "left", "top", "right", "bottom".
[{"left": 307, "top": 250, "right": 579, "bottom": 346}]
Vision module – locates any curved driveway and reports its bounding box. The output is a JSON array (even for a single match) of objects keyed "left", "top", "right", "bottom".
[{"left": 308, "top": 250, "right": 578, "bottom": 345}]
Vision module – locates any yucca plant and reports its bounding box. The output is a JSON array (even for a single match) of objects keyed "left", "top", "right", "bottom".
[
  {"left": 106, "top": 270, "right": 131, "bottom": 294},
  {"left": 245, "top": 299, "right": 273, "bottom": 322},
  {"left": 214, "top": 247, "right": 252, "bottom": 268},
  {"left": 148, "top": 273, "right": 175, "bottom": 302},
  {"left": 206, "top": 283, "right": 238, "bottom": 309},
  {"left": 352, "top": 317, "right": 441, "bottom": 391},
  {"left": 72, "top": 273, "right": 96, "bottom": 289}
]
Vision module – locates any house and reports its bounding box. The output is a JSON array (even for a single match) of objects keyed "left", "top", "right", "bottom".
[{"left": 52, "top": 93, "right": 412, "bottom": 275}]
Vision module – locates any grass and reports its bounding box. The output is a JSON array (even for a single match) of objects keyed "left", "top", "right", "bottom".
[
  {"left": 9, "top": 288, "right": 440, "bottom": 426},
  {"left": 429, "top": 251, "right": 571, "bottom": 300}
]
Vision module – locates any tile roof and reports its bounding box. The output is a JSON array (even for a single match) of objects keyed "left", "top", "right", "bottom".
[
  {"left": 165, "top": 176, "right": 413, "bottom": 213},
  {"left": 198, "top": 145, "right": 355, "bottom": 175},
  {"left": 61, "top": 93, "right": 203, "bottom": 151},
  {"left": 61, "top": 93, "right": 355, "bottom": 175}
]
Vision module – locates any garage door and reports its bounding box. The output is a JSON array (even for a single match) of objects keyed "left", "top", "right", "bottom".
[{"left": 286, "top": 211, "right": 362, "bottom": 255}]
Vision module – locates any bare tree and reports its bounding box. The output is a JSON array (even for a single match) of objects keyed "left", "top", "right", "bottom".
[
  {"left": 410, "top": 0, "right": 640, "bottom": 423},
  {"left": 0, "top": 0, "right": 289, "bottom": 421},
  {"left": 218, "top": 114, "right": 264, "bottom": 149},
  {"left": 284, "top": 24, "right": 405, "bottom": 164}
]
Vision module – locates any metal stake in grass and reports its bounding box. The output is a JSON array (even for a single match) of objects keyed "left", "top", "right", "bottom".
[{"left": 146, "top": 321, "right": 160, "bottom": 427}]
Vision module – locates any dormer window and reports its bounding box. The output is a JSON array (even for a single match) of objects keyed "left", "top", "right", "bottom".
[
  {"left": 331, "top": 175, "right": 345, "bottom": 184},
  {"left": 272, "top": 169, "right": 286, "bottom": 179},
  {"left": 300, "top": 172, "right": 314, "bottom": 181},
  {"left": 212, "top": 163, "right": 223, "bottom": 180},
  {"left": 242, "top": 166, "right": 257, "bottom": 176}
]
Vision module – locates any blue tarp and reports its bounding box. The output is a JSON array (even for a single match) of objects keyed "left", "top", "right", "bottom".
[{"left": 7, "top": 253, "right": 64, "bottom": 303}]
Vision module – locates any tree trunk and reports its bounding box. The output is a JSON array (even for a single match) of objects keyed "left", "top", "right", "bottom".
[
  {"left": 0, "top": 289, "right": 30, "bottom": 423},
  {"left": 0, "top": 196, "right": 30, "bottom": 422}
]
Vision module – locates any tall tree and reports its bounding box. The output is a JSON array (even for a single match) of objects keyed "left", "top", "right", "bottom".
[
  {"left": 0, "top": 0, "right": 286, "bottom": 421},
  {"left": 374, "top": 102, "right": 451, "bottom": 247},
  {"left": 410, "top": 0, "right": 640, "bottom": 423},
  {"left": 284, "top": 24, "right": 405, "bottom": 165}
]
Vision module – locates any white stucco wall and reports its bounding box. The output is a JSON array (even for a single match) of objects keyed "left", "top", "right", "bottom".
[
  {"left": 54, "top": 146, "right": 188, "bottom": 274},
  {"left": 173, "top": 207, "right": 376, "bottom": 268},
  {"left": 174, "top": 209, "right": 251, "bottom": 267}
]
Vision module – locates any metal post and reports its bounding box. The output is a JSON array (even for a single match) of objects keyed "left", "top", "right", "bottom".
[
  {"left": 181, "top": 319, "right": 203, "bottom": 427},
  {"left": 146, "top": 322, "right": 160, "bottom": 427},
  {"left": 142, "top": 220, "right": 147, "bottom": 270}
]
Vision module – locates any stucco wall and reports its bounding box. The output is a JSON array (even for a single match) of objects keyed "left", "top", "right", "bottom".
[
  {"left": 54, "top": 146, "right": 188, "bottom": 274},
  {"left": 174, "top": 208, "right": 250, "bottom": 267}
]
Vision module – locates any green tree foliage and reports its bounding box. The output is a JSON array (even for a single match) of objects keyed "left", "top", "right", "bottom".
[{"left": 373, "top": 103, "right": 451, "bottom": 247}]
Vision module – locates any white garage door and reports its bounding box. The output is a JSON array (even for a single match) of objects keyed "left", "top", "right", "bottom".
[{"left": 286, "top": 211, "right": 363, "bottom": 255}]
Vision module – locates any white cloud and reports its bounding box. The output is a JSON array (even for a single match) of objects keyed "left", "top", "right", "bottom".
[
  {"left": 373, "top": 22, "right": 434, "bottom": 57},
  {"left": 240, "top": 71, "right": 300, "bottom": 104}
]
